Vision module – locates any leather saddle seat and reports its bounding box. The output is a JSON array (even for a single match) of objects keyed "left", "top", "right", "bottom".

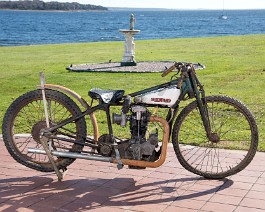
[{"left": 88, "top": 88, "right": 125, "bottom": 104}]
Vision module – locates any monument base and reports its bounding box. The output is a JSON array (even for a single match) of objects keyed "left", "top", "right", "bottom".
[
  {"left": 66, "top": 61, "right": 174, "bottom": 73},
  {"left": 121, "top": 61, "right": 137, "bottom": 66}
]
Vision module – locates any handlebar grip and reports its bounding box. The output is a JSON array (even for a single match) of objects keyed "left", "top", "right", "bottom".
[{"left": 161, "top": 65, "right": 175, "bottom": 77}]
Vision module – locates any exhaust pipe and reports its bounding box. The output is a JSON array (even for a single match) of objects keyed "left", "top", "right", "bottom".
[
  {"left": 28, "top": 148, "right": 113, "bottom": 163},
  {"left": 28, "top": 116, "right": 169, "bottom": 169}
]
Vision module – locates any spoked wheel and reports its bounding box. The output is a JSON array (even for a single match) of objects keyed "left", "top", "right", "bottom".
[
  {"left": 172, "top": 96, "right": 258, "bottom": 179},
  {"left": 2, "top": 89, "right": 87, "bottom": 172}
]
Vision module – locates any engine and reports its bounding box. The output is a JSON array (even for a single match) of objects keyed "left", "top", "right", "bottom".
[{"left": 112, "top": 105, "right": 161, "bottom": 163}]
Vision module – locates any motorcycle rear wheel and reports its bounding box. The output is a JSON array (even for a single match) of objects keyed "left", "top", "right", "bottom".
[{"left": 2, "top": 89, "right": 87, "bottom": 172}]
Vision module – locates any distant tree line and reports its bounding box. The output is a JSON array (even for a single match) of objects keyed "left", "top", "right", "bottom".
[{"left": 0, "top": 0, "right": 108, "bottom": 11}]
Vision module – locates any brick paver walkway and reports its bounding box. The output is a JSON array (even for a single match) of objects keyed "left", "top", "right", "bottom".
[{"left": 1, "top": 140, "right": 265, "bottom": 212}]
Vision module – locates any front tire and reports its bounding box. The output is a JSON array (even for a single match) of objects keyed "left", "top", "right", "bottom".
[
  {"left": 172, "top": 96, "right": 258, "bottom": 179},
  {"left": 2, "top": 89, "right": 87, "bottom": 172}
]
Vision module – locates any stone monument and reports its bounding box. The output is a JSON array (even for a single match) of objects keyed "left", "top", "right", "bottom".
[{"left": 119, "top": 14, "right": 140, "bottom": 66}]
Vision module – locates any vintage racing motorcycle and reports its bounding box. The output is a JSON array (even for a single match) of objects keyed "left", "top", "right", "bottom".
[{"left": 2, "top": 62, "right": 258, "bottom": 180}]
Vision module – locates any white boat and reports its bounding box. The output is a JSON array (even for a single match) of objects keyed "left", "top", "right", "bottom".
[
  {"left": 219, "top": 0, "right": 228, "bottom": 20},
  {"left": 219, "top": 15, "right": 228, "bottom": 20}
]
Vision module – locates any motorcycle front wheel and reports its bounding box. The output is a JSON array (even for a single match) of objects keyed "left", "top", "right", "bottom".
[
  {"left": 172, "top": 95, "right": 258, "bottom": 179},
  {"left": 2, "top": 89, "right": 87, "bottom": 172}
]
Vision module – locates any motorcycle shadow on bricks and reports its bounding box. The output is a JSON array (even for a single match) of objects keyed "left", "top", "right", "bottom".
[{"left": 0, "top": 175, "right": 233, "bottom": 211}]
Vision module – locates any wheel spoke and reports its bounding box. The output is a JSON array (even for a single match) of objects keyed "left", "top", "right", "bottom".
[
  {"left": 173, "top": 96, "right": 258, "bottom": 179},
  {"left": 2, "top": 89, "right": 87, "bottom": 172}
]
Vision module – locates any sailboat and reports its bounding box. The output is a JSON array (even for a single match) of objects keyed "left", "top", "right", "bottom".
[{"left": 219, "top": 0, "right": 228, "bottom": 20}]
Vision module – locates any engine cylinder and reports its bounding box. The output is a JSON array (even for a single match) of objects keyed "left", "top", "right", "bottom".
[{"left": 130, "top": 106, "right": 149, "bottom": 139}]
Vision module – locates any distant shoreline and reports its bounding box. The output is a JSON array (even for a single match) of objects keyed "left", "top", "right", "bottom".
[
  {"left": 0, "top": 9, "right": 108, "bottom": 12},
  {"left": 0, "top": 0, "right": 107, "bottom": 12}
]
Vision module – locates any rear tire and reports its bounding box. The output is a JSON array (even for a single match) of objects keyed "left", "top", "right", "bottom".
[
  {"left": 172, "top": 96, "right": 258, "bottom": 179},
  {"left": 2, "top": 89, "right": 87, "bottom": 172}
]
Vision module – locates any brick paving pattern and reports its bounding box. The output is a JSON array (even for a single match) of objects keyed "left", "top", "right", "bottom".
[{"left": 1, "top": 140, "right": 265, "bottom": 212}]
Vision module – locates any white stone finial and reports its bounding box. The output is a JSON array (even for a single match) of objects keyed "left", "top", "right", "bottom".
[{"left": 130, "top": 14, "right": 136, "bottom": 30}]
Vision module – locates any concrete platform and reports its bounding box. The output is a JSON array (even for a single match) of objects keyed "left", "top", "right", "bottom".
[
  {"left": 1, "top": 139, "right": 265, "bottom": 212},
  {"left": 66, "top": 61, "right": 174, "bottom": 73}
]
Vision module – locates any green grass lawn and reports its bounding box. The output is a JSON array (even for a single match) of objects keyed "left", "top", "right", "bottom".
[{"left": 0, "top": 34, "right": 264, "bottom": 150}]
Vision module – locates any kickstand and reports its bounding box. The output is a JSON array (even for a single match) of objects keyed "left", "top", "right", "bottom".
[{"left": 40, "top": 136, "right": 67, "bottom": 181}]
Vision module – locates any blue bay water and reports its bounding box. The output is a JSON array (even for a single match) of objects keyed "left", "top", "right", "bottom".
[{"left": 0, "top": 9, "right": 264, "bottom": 46}]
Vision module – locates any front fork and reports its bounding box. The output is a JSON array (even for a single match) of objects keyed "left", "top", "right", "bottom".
[{"left": 190, "top": 73, "right": 219, "bottom": 143}]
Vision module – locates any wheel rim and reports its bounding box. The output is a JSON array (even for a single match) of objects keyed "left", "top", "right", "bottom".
[
  {"left": 11, "top": 98, "right": 81, "bottom": 164},
  {"left": 175, "top": 98, "right": 256, "bottom": 177}
]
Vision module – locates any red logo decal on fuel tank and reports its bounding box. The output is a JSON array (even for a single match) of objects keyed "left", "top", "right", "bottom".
[{"left": 151, "top": 98, "right": 171, "bottom": 103}]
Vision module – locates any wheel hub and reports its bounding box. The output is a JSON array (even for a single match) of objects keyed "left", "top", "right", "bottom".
[
  {"left": 209, "top": 132, "right": 220, "bottom": 143},
  {"left": 31, "top": 121, "right": 48, "bottom": 143}
]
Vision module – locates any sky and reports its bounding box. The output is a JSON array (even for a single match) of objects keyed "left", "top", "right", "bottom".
[{"left": 54, "top": 0, "right": 265, "bottom": 10}]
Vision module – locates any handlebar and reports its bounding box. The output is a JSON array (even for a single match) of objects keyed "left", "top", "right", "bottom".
[
  {"left": 161, "top": 64, "right": 176, "bottom": 77},
  {"left": 161, "top": 62, "right": 205, "bottom": 77}
]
